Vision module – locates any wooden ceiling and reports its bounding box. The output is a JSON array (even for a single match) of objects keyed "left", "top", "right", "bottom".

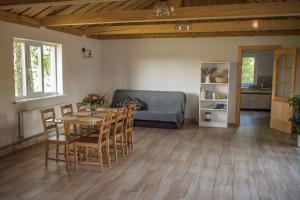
[{"left": 0, "top": 0, "right": 300, "bottom": 39}]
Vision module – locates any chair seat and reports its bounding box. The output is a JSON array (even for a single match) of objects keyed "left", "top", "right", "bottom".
[
  {"left": 74, "top": 136, "right": 107, "bottom": 144},
  {"left": 47, "top": 135, "right": 77, "bottom": 143}
]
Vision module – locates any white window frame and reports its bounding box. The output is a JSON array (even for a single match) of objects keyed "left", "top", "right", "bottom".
[
  {"left": 13, "top": 38, "right": 60, "bottom": 100},
  {"left": 241, "top": 54, "right": 258, "bottom": 88}
]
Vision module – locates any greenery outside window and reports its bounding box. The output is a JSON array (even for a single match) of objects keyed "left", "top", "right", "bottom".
[
  {"left": 13, "top": 38, "right": 62, "bottom": 101},
  {"left": 241, "top": 55, "right": 257, "bottom": 87}
]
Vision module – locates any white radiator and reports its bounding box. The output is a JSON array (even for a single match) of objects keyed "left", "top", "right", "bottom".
[{"left": 19, "top": 104, "right": 63, "bottom": 140}]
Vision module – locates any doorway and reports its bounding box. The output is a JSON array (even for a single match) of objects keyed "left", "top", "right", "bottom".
[{"left": 235, "top": 46, "right": 280, "bottom": 127}]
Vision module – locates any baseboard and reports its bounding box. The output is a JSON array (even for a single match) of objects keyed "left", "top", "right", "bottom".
[
  {"left": 0, "top": 133, "right": 45, "bottom": 157},
  {"left": 184, "top": 118, "right": 197, "bottom": 124}
]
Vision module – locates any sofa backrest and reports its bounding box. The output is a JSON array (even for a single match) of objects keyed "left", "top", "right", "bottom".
[{"left": 111, "top": 89, "right": 186, "bottom": 113}]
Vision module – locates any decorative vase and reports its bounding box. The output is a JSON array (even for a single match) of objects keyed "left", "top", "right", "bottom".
[
  {"left": 297, "top": 135, "right": 300, "bottom": 148},
  {"left": 205, "top": 75, "right": 211, "bottom": 83},
  {"left": 90, "top": 103, "right": 97, "bottom": 117}
]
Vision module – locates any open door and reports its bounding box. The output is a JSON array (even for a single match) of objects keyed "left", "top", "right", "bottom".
[{"left": 270, "top": 48, "right": 297, "bottom": 133}]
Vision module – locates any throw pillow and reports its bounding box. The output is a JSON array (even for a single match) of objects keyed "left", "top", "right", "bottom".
[
  {"left": 116, "top": 96, "right": 132, "bottom": 107},
  {"left": 132, "top": 97, "right": 147, "bottom": 110}
]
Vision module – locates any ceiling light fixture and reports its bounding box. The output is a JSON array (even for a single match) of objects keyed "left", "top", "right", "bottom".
[
  {"left": 252, "top": 20, "right": 259, "bottom": 29},
  {"left": 153, "top": 0, "right": 175, "bottom": 17},
  {"left": 175, "top": 22, "right": 192, "bottom": 31}
]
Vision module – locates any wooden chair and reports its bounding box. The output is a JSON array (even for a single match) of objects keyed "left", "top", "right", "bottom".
[
  {"left": 61, "top": 104, "right": 74, "bottom": 116},
  {"left": 76, "top": 102, "right": 86, "bottom": 112},
  {"left": 110, "top": 107, "right": 127, "bottom": 161},
  {"left": 124, "top": 104, "right": 136, "bottom": 152},
  {"left": 40, "top": 108, "right": 75, "bottom": 170},
  {"left": 61, "top": 104, "right": 77, "bottom": 135},
  {"left": 74, "top": 111, "right": 113, "bottom": 172}
]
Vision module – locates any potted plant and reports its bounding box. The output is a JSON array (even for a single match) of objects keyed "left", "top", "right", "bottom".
[
  {"left": 289, "top": 95, "right": 300, "bottom": 147},
  {"left": 82, "top": 93, "right": 108, "bottom": 116}
]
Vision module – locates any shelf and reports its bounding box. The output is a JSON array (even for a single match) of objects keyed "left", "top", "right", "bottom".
[
  {"left": 200, "top": 99, "right": 228, "bottom": 102},
  {"left": 199, "top": 120, "right": 228, "bottom": 128},
  {"left": 200, "top": 108, "right": 227, "bottom": 111},
  {"left": 200, "top": 83, "right": 228, "bottom": 85}
]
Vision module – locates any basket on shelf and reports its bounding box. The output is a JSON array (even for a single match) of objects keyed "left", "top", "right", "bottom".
[{"left": 215, "top": 76, "right": 228, "bottom": 83}]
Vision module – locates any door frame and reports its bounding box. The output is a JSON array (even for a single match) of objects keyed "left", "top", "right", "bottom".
[{"left": 235, "top": 45, "right": 281, "bottom": 126}]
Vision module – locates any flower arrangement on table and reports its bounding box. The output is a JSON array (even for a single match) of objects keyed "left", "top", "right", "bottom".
[{"left": 82, "top": 93, "right": 108, "bottom": 115}]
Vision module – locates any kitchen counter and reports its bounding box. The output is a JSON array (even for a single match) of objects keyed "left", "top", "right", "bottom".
[{"left": 241, "top": 88, "right": 272, "bottom": 94}]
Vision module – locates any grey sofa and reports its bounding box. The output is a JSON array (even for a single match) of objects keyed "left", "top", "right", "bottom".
[{"left": 111, "top": 89, "right": 186, "bottom": 129}]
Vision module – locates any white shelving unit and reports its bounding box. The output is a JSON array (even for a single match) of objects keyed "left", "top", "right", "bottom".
[{"left": 199, "top": 62, "right": 230, "bottom": 128}]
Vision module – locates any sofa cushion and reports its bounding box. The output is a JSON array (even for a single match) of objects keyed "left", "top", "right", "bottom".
[
  {"left": 115, "top": 95, "right": 132, "bottom": 107},
  {"left": 135, "top": 111, "right": 181, "bottom": 124}
]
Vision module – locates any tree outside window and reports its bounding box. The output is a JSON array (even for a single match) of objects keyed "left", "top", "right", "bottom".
[{"left": 242, "top": 56, "right": 257, "bottom": 86}]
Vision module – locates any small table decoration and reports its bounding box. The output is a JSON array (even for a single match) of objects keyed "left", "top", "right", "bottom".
[{"left": 82, "top": 93, "right": 108, "bottom": 117}]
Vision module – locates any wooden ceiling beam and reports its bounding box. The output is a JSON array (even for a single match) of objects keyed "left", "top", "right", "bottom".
[
  {"left": 42, "top": 2, "right": 300, "bottom": 26},
  {"left": 91, "top": 30, "right": 300, "bottom": 39},
  {"left": 83, "top": 19, "right": 300, "bottom": 35},
  {"left": 47, "top": 26, "right": 84, "bottom": 35},
  {"left": 0, "top": 0, "right": 125, "bottom": 9},
  {"left": 0, "top": 10, "right": 41, "bottom": 27},
  {"left": 168, "top": 0, "right": 182, "bottom": 8}
]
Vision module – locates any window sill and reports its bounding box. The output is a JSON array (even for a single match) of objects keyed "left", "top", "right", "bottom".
[{"left": 13, "top": 94, "right": 68, "bottom": 104}]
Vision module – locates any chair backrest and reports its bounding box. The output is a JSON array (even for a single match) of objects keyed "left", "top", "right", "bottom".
[
  {"left": 98, "top": 110, "right": 113, "bottom": 144},
  {"left": 125, "top": 104, "right": 136, "bottom": 130},
  {"left": 113, "top": 107, "right": 127, "bottom": 134},
  {"left": 40, "top": 108, "right": 59, "bottom": 139},
  {"left": 61, "top": 104, "right": 73, "bottom": 116},
  {"left": 76, "top": 102, "right": 86, "bottom": 112}
]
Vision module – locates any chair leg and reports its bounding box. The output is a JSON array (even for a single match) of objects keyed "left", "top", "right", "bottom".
[
  {"left": 113, "top": 136, "right": 118, "bottom": 162},
  {"left": 106, "top": 141, "right": 111, "bottom": 168},
  {"left": 45, "top": 142, "right": 49, "bottom": 167},
  {"left": 56, "top": 144, "right": 59, "bottom": 161},
  {"left": 65, "top": 144, "right": 70, "bottom": 171},
  {"left": 84, "top": 147, "right": 88, "bottom": 162},
  {"left": 124, "top": 131, "right": 128, "bottom": 155},
  {"left": 130, "top": 131, "right": 134, "bottom": 150},
  {"left": 75, "top": 144, "right": 78, "bottom": 170},
  {"left": 98, "top": 146, "right": 103, "bottom": 173},
  {"left": 120, "top": 134, "right": 124, "bottom": 157}
]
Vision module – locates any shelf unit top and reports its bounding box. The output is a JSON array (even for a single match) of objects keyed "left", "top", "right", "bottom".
[
  {"left": 200, "top": 99, "right": 228, "bottom": 101},
  {"left": 200, "top": 82, "right": 228, "bottom": 85},
  {"left": 200, "top": 108, "right": 228, "bottom": 111}
]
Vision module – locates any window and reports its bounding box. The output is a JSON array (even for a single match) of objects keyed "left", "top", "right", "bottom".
[
  {"left": 242, "top": 55, "right": 257, "bottom": 87},
  {"left": 13, "top": 38, "right": 62, "bottom": 100}
]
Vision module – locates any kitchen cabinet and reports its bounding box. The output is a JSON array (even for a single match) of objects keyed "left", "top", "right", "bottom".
[{"left": 241, "top": 93, "right": 271, "bottom": 109}]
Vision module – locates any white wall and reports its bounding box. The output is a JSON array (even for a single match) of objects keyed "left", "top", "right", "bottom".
[
  {"left": 0, "top": 21, "right": 102, "bottom": 148},
  {"left": 100, "top": 36, "right": 300, "bottom": 123}
]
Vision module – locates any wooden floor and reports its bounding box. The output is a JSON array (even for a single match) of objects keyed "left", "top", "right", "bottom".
[{"left": 1, "top": 114, "right": 300, "bottom": 200}]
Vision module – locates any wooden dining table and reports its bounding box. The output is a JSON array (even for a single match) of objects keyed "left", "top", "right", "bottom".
[{"left": 56, "top": 108, "right": 117, "bottom": 127}]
